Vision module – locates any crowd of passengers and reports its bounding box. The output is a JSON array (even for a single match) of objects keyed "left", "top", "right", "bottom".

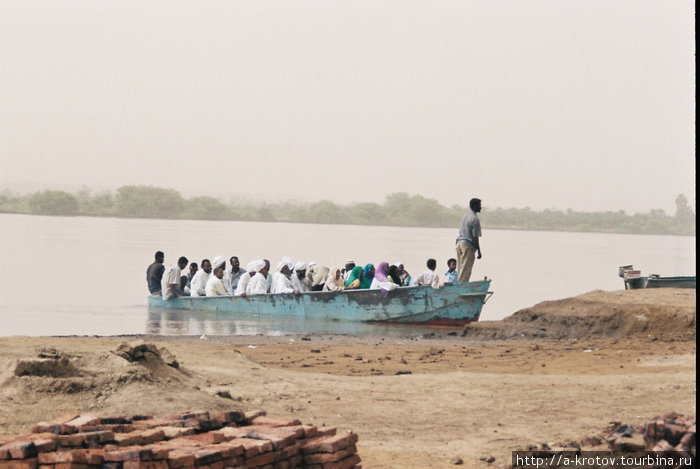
[{"left": 147, "top": 252, "right": 459, "bottom": 300}]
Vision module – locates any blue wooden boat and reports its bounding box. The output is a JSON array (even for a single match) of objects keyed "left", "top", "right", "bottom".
[{"left": 148, "top": 280, "right": 492, "bottom": 325}]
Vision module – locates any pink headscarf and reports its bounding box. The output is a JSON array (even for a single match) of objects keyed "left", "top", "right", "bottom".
[{"left": 374, "top": 262, "right": 390, "bottom": 283}]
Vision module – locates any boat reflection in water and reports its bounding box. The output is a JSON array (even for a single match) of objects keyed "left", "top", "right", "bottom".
[{"left": 146, "top": 309, "right": 447, "bottom": 336}]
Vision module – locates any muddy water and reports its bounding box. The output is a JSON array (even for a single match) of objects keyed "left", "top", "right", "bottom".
[{"left": 0, "top": 213, "right": 695, "bottom": 336}]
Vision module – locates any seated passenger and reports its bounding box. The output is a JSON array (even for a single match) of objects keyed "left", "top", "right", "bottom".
[
  {"left": 388, "top": 264, "right": 402, "bottom": 285},
  {"left": 395, "top": 262, "right": 412, "bottom": 286},
  {"left": 271, "top": 257, "right": 298, "bottom": 294},
  {"left": 444, "top": 258, "right": 457, "bottom": 284},
  {"left": 360, "top": 264, "right": 375, "bottom": 289},
  {"left": 411, "top": 258, "right": 442, "bottom": 289},
  {"left": 246, "top": 259, "right": 270, "bottom": 296},
  {"left": 162, "top": 256, "right": 188, "bottom": 300},
  {"left": 205, "top": 257, "right": 228, "bottom": 296},
  {"left": 182, "top": 262, "right": 198, "bottom": 295},
  {"left": 292, "top": 262, "right": 311, "bottom": 292},
  {"left": 344, "top": 266, "right": 363, "bottom": 289},
  {"left": 323, "top": 267, "right": 345, "bottom": 292},
  {"left": 234, "top": 261, "right": 257, "bottom": 297},
  {"left": 307, "top": 262, "right": 330, "bottom": 291},
  {"left": 189, "top": 259, "right": 212, "bottom": 297},
  {"left": 342, "top": 260, "right": 356, "bottom": 282},
  {"left": 369, "top": 261, "right": 399, "bottom": 296},
  {"left": 225, "top": 256, "right": 247, "bottom": 294}
]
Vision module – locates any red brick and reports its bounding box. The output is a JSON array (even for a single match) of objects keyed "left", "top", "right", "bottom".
[
  {"left": 103, "top": 447, "right": 142, "bottom": 462},
  {"left": 5, "top": 441, "right": 37, "bottom": 459},
  {"left": 314, "top": 433, "right": 358, "bottom": 454},
  {"left": 316, "top": 428, "right": 337, "bottom": 438},
  {"left": 31, "top": 439, "right": 56, "bottom": 454},
  {"left": 304, "top": 445, "right": 356, "bottom": 464},
  {"left": 123, "top": 461, "right": 168, "bottom": 469},
  {"left": 77, "top": 424, "right": 135, "bottom": 434},
  {"left": 243, "top": 427, "right": 302, "bottom": 450},
  {"left": 0, "top": 459, "right": 38, "bottom": 469},
  {"left": 56, "top": 434, "right": 85, "bottom": 448},
  {"left": 192, "top": 448, "right": 223, "bottom": 466},
  {"left": 166, "top": 450, "right": 195, "bottom": 468},
  {"left": 652, "top": 440, "right": 674, "bottom": 452},
  {"left": 31, "top": 415, "right": 80, "bottom": 435},
  {"left": 85, "top": 449, "right": 104, "bottom": 465},
  {"left": 322, "top": 453, "right": 361, "bottom": 469},
  {"left": 55, "top": 464, "right": 88, "bottom": 469},
  {"left": 301, "top": 426, "right": 318, "bottom": 439},
  {"left": 167, "top": 411, "right": 209, "bottom": 422},
  {"left": 243, "top": 450, "right": 277, "bottom": 467},
  {"left": 180, "top": 434, "right": 224, "bottom": 445},
  {"left": 237, "top": 439, "right": 272, "bottom": 458},
  {"left": 249, "top": 416, "right": 301, "bottom": 428},
  {"left": 65, "top": 417, "right": 101, "bottom": 430},
  {"left": 159, "top": 427, "right": 194, "bottom": 440},
  {"left": 38, "top": 450, "right": 88, "bottom": 464},
  {"left": 131, "top": 420, "right": 180, "bottom": 431},
  {"left": 211, "top": 411, "right": 246, "bottom": 426},
  {"left": 242, "top": 410, "right": 266, "bottom": 424}
]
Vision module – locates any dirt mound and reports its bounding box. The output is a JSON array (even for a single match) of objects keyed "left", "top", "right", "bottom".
[
  {"left": 112, "top": 342, "right": 180, "bottom": 369},
  {"left": 14, "top": 356, "right": 82, "bottom": 378},
  {"left": 464, "top": 289, "right": 696, "bottom": 341}
]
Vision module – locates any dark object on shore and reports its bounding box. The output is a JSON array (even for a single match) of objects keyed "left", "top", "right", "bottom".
[{"left": 619, "top": 265, "right": 696, "bottom": 290}]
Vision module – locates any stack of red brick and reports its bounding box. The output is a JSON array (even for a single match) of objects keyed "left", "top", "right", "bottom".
[
  {"left": 643, "top": 412, "right": 695, "bottom": 454},
  {"left": 0, "top": 410, "right": 361, "bottom": 469}
]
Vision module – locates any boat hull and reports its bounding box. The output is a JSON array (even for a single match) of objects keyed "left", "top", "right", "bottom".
[{"left": 148, "top": 281, "right": 492, "bottom": 324}]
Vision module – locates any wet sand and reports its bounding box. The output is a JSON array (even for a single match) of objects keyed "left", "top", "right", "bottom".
[{"left": 0, "top": 289, "right": 695, "bottom": 468}]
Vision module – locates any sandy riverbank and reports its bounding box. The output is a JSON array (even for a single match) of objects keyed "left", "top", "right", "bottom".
[{"left": 0, "top": 289, "right": 695, "bottom": 468}]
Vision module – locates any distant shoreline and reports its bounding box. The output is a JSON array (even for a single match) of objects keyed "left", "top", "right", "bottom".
[{"left": 0, "top": 186, "right": 695, "bottom": 236}]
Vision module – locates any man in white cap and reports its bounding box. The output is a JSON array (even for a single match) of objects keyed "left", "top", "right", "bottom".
[
  {"left": 342, "top": 260, "right": 356, "bottom": 282},
  {"left": 271, "top": 257, "right": 298, "bottom": 294},
  {"left": 246, "top": 259, "right": 270, "bottom": 296},
  {"left": 292, "top": 261, "right": 311, "bottom": 292},
  {"left": 234, "top": 261, "right": 257, "bottom": 296},
  {"left": 189, "top": 258, "right": 212, "bottom": 297},
  {"left": 205, "top": 256, "right": 228, "bottom": 296}
]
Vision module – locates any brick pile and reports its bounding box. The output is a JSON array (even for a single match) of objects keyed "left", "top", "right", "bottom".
[
  {"left": 640, "top": 412, "right": 695, "bottom": 454},
  {"left": 0, "top": 410, "right": 361, "bottom": 469}
]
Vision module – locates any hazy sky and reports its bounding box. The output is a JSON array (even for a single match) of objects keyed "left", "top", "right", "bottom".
[{"left": 0, "top": 1, "right": 695, "bottom": 214}]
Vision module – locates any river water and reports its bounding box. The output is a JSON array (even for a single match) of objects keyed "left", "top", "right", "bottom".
[{"left": 0, "top": 213, "right": 695, "bottom": 336}]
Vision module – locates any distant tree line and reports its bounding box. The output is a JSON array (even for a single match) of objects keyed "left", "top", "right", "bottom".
[{"left": 0, "top": 186, "right": 695, "bottom": 236}]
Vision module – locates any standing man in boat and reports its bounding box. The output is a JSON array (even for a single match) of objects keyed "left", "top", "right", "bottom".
[
  {"left": 146, "top": 251, "right": 165, "bottom": 296},
  {"left": 456, "top": 198, "right": 482, "bottom": 282}
]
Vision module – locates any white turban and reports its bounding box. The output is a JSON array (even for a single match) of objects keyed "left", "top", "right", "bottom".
[
  {"left": 251, "top": 259, "right": 266, "bottom": 273},
  {"left": 212, "top": 255, "right": 226, "bottom": 271},
  {"left": 245, "top": 261, "right": 256, "bottom": 272},
  {"left": 277, "top": 256, "right": 294, "bottom": 272},
  {"left": 294, "top": 261, "right": 308, "bottom": 271}
]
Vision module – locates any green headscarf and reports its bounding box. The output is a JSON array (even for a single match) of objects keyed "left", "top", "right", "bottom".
[{"left": 344, "top": 266, "right": 363, "bottom": 288}]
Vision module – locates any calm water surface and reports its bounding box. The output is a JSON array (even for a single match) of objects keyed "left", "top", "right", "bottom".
[{"left": 0, "top": 213, "right": 695, "bottom": 336}]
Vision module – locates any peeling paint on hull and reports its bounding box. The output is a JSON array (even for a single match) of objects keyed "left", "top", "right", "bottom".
[{"left": 148, "top": 281, "right": 492, "bottom": 324}]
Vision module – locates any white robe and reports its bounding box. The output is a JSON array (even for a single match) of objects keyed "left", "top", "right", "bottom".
[
  {"left": 246, "top": 272, "right": 269, "bottom": 295},
  {"left": 190, "top": 270, "right": 210, "bottom": 297},
  {"left": 271, "top": 272, "right": 295, "bottom": 294},
  {"left": 205, "top": 275, "right": 227, "bottom": 296},
  {"left": 411, "top": 270, "right": 442, "bottom": 289},
  {"left": 234, "top": 273, "right": 253, "bottom": 296},
  {"left": 369, "top": 277, "right": 399, "bottom": 292},
  {"left": 291, "top": 274, "right": 310, "bottom": 292}
]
